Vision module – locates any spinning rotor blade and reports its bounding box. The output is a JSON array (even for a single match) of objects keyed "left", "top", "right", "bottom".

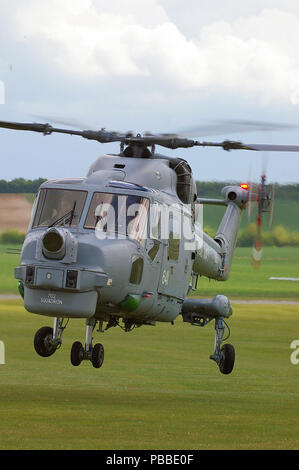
[
  {"left": 29, "top": 114, "right": 134, "bottom": 136},
  {"left": 240, "top": 143, "right": 299, "bottom": 152},
  {"left": 251, "top": 204, "right": 264, "bottom": 269},
  {"left": 0, "top": 119, "right": 194, "bottom": 148},
  {"left": 29, "top": 114, "right": 99, "bottom": 131},
  {"left": 246, "top": 181, "right": 256, "bottom": 221},
  {"left": 268, "top": 184, "right": 276, "bottom": 230},
  {"left": 251, "top": 235, "right": 263, "bottom": 269},
  {"left": 249, "top": 171, "right": 276, "bottom": 269},
  {"left": 0, "top": 119, "right": 126, "bottom": 143},
  {"left": 195, "top": 141, "right": 299, "bottom": 152},
  {"left": 177, "top": 119, "right": 299, "bottom": 138},
  {"left": 1, "top": 118, "right": 299, "bottom": 153},
  {"left": 124, "top": 137, "right": 299, "bottom": 152}
]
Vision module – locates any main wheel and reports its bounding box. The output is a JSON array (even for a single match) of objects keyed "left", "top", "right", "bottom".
[
  {"left": 34, "top": 326, "right": 57, "bottom": 357},
  {"left": 91, "top": 343, "right": 104, "bottom": 369},
  {"left": 70, "top": 341, "right": 84, "bottom": 366},
  {"left": 219, "top": 343, "right": 235, "bottom": 375}
]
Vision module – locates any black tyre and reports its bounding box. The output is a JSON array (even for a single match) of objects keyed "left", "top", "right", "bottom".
[
  {"left": 91, "top": 343, "right": 104, "bottom": 369},
  {"left": 219, "top": 343, "right": 235, "bottom": 375},
  {"left": 34, "top": 326, "right": 56, "bottom": 357},
  {"left": 70, "top": 341, "right": 84, "bottom": 366}
]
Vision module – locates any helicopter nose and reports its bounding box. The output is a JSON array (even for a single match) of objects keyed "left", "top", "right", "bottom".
[
  {"left": 78, "top": 237, "right": 135, "bottom": 272},
  {"left": 77, "top": 238, "right": 142, "bottom": 304}
]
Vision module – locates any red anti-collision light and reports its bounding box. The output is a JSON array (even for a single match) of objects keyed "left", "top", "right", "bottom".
[
  {"left": 240, "top": 183, "right": 249, "bottom": 190},
  {"left": 142, "top": 292, "right": 152, "bottom": 298}
]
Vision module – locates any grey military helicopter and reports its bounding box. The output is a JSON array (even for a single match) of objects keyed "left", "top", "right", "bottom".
[{"left": 1, "top": 118, "right": 299, "bottom": 374}]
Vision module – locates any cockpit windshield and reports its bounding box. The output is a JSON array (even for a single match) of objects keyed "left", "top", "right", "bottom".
[
  {"left": 32, "top": 189, "right": 87, "bottom": 228},
  {"left": 84, "top": 192, "right": 149, "bottom": 245}
]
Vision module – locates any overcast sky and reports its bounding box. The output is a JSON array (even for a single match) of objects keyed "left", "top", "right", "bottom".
[{"left": 1, "top": 0, "right": 299, "bottom": 184}]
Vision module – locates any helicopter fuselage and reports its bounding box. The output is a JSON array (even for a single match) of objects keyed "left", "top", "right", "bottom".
[
  {"left": 15, "top": 152, "right": 198, "bottom": 324},
  {"left": 14, "top": 148, "right": 248, "bottom": 376}
]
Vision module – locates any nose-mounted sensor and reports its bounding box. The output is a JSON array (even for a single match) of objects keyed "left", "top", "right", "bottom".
[{"left": 42, "top": 228, "right": 66, "bottom": 259}]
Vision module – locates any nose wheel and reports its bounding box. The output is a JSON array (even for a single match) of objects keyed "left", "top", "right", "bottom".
[
  {"left": 70, "top": 318, "right": 104, "bottom": 369},
  {"left": 34, "top": 326, "right": 57, "bottom": 357},
  {"left": 33, "top": 317, "right": 104, "bottom": 369},
  {"left": 34, "top": 318, "right": 67, "bottom": 357}
]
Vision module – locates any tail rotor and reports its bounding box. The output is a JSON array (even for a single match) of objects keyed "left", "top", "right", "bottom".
[{"left": 244, "top": 170, "right": 275, "bottom": 268}]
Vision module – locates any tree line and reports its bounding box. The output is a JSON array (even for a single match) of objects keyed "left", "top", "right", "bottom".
[
  {"left": 0, "top": 178, "right": 47, "bottom": 193},
  {"left": 1, "top": 178, "right": 299, "bottom": 200}
]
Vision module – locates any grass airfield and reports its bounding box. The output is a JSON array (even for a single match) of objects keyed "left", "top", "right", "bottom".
[
  {"left": 0, "top": 245, "right": 298, "bottom": 449},
  {"left": 0, "top": 299, "right": 299, "bottom": 450}
]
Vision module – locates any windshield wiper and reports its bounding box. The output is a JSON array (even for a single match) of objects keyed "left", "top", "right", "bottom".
[{"left": 48, "top": 201, "right": 77, "bottom": 228}]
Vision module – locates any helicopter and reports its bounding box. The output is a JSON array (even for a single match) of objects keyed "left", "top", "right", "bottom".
[{"left": 1, "top": 118, "right": 299, "bottom": 375}]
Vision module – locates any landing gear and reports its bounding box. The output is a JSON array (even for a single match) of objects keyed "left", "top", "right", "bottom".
[
  {"left": 34, "top": 326, "right": 57, "bottom": 357},
  {"left": 181, "top": 297, "right": 235, "bottom": 375},
  {"left": 34, "top": 316, "right": 105, "bottom": 369},
  {"left": 219, "top": 343, "right": 235, "bottom": 375},
  {"left": 91, "top": 343, "right": 104, "bottom": 369},
  {"left": 70, "top": 318, "right": 105, "bottom": 369},
  {"left": 209, "top": 317, "right": 235, "bottom": 375},
  {"left": 181, "top": 295, "right": 235, "bottom": 375},
  {"left": 34, "top": 318, "right": 67, "bottom": 358},
  {"left": 70, "top": 341, "right": 84, "bottom": 366}
]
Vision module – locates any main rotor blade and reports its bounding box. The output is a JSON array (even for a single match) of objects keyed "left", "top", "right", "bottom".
[
  {"left": 240, "top": 143, "right": 299, "bottom": 152},
  {"left": 0, "top": 119, "right": 125, "bottom": 143},
  {"left": 196, "top": 140, "right": 299, "bottom": 152},
  {"left": 0, "top": 119, "right": 83, "bottom": 136},
  {"left": 177, "top": 119, "right": 299, "bottom": 138},
  {"left": 29, "top": 114, "right": 99, "bottom": 131},
  {"left": 1, "top": 118, "right": 299, "bottom": 153},
  {"left": 0, "top": 120, "right": 56, "bottom": 134}
]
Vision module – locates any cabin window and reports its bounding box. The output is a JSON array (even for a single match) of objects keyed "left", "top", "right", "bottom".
[
  {"left": 147, "top": 240, "right": 160, "bottom": 261},
  {"left": 149, "top": 202, "right": 161, "bottom": 240},
  {"left": 168, "top": 213, "right": 180, "bottom": 261},
  {"left": 129, "top": 257, "right": 144, "bottom": 284}
]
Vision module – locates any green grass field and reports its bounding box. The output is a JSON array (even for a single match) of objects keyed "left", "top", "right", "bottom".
[
  {"left": 0, "top": 300, "right": 298, "bottom": 450},
  {"left": 0, "top": 244, "right": 22, "bottom": 293},
  {"left": 202, "top": 199, "right": 299, "bottom": 232},
  {"left": 193, "top": 246, "right": 299, "bottom": 299},
  {"left": 0, "top": 243, "right": 298, "bottom": 450}
]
